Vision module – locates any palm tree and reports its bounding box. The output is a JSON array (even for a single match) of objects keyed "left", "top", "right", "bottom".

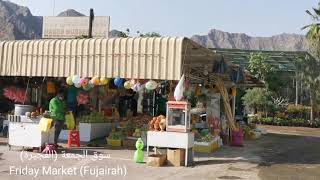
[
  {"left": 300, "top": 2, "right": 320, "bottom": 123},
  {"left": 302, "top": 2, "right": 320, "bottom": 54}
]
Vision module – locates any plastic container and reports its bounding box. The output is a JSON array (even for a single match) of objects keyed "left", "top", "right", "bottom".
[
  {"left": 14, "top": 104, "right": 33, "bottom": 116},
  {"left": 231, "top": 129, "right": 244, "bottom": 146},
  {"left": 194, "top": 143, "right": 213, "bottom": 153},
  {"left": 106, "top": 138, "right": 122, "bottom": 147}
]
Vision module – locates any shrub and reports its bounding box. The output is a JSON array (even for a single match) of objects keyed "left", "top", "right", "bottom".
[
  {"left": 291, "top": 118, "right": 306, "bottom": 126},
  {"left": 249, "top": 116, "right": 259, "bottom": 124},
  {"left": 260, "top": 117, "right": 273, "bottom": 125},
  {"left": 287, "top": 104, "right": 309, "bottom": 114},
  {"left": 275, "top": 112, "right": 287, "bottom": 119},
  {"left": 273, "top": 117, "right": 283, "bottom": 125}
]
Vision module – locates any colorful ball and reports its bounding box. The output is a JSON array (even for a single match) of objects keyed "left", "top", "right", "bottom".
[
  {"left": 132, "top": 83, "right": 141, "bottom": 92},
  {"left": 79, "top": 78, "right": 89, "bottom": 86},
  {"left": 72, "top": 75, "right": 80, "bottom": 84},
  {"left": 124, "top": 80, "right": 134, "bottom": 89},
  {"left": 100, "top": 77, "right": 109, "bottom": 85},
  {"left": 145, "top": 80, "right": 158, "bottom": 90},
  {"left": 114, "top": 77, "right": 124, "bottom": 88},
  {"left": 66, "top": 77, "right": 73, "bottom": 85},
  {"left": 91, "top": 76, "right": 100, "bottom": 85}
]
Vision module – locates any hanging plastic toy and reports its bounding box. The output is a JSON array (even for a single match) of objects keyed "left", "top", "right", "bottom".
[{"left": 133, "top": 138, "right": 144, "bottom": 163}]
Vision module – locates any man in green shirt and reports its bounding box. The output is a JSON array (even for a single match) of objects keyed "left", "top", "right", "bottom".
[{"left": 49, "top": 89, "right": 66, "bottom": 146}]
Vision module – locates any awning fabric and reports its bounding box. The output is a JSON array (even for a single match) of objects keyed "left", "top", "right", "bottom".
[
  {"left": 0, "top": 37, "right": 263, "bottom": 86},
  {"left": 0, "top": 37, "right": 192, "bottom": 80}
]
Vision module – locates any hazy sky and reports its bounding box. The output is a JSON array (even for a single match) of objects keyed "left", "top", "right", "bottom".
[{"left": 8, "top": 0, "right": 318, "bottom": 37}]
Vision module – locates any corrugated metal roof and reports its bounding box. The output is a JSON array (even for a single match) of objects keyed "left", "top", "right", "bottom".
[{"left": 0, "top": 37, "right": 188, "bottom": 80}]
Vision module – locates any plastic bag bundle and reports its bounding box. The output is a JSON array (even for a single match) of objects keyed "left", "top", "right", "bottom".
[
  {"left": 65, "top": 112, "right": 75, "bottom": 130},
  {"left": 174, "top": 75, "right": 185, "bottom": 101},
  {"left": 38, "top": 118, "right": 53, "bottom": 132}
]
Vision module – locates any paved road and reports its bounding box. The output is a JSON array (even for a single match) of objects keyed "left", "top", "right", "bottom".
[
  {"left": 0, "top": 126, "right": 319, "bottom": 180},
  {"left": 256, "top": 125, "right": 320, "bottom": 180}
]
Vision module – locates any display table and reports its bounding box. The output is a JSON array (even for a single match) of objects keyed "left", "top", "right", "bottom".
[
  {"left": 8, "top": 122, "right": 54, "bottom": 151},
  {"left": 147, "top": 131, "right": 194, "bottom": 166},
  {"left": 59, "top": 122, "right": 113, "bottom": 142}
]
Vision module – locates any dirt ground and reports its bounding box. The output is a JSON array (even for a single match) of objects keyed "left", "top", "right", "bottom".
[{"left": 0, "top": 125, "right": 319, "bottom": 180}]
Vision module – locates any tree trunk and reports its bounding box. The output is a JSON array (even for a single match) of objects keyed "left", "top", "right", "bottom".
[
  {"left": 295, "top": 75, "right": 299, "bottom": 105},
  {"left": 310, "top": 86, "right": 316, "bottom": 124}
]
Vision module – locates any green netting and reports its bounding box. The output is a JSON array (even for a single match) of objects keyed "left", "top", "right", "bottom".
[{"left": 211, "top": 48, "right": 312, "bottom": 72}]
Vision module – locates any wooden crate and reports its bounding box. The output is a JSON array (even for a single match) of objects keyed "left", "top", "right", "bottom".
[{"left": 167, "top": 149, "right": 185, "bottom": 166}]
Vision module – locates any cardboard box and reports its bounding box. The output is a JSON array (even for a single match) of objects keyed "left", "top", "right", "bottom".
[
  {"left": 167, "top": 148, "right": 185, "bottom": 166},
  {"left": 147, "top": 154, "right": 167, "bottom": 167}
]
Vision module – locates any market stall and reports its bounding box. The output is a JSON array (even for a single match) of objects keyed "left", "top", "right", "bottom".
[{"left": 0, "top": 37, "right": 263, "bottom": 167}]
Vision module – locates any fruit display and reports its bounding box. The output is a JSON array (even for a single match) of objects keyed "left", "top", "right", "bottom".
[
  {"left": 148, "top": 115, "right": 166, "bottom": 131},
  {"left": 159, "top": 118, "right": 166, "bottom": 131},
  {"left": 131, "top": 115, "right": 152, "bottom": 128},
  {"left": 25, "top": 109, "right": 41, "bottom": 119},
  {"left": 196, "top": 134, "right": 215, "bottom": 142},
  {"left": 132, "top": 128, "right": 142, "bottom": 137},
  {"left": 108, "top": 128, "right": 124, "bottom": 140},
  {"left": 79, "top": 112, "right": 111, "bottom": 123}
]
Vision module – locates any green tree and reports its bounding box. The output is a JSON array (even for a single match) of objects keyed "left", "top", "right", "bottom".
[
  {"left": 302, "top": 2, "right": 320, "bottom": 56},
  {"left": 248, "top": 52, "right": 281, "bottom": 92},
  {"left": 248, "top": 53, "right": 272, "bottom": 81},
  {"left": 300, "top": 2, "right": 320, "bottom": 122},
  {"left": 118, "top": 29, "right": 162, "bottom": 38},
  {"left": 242, "top": 88, "right": 273, "bottom": 115},
  {"left": 138, "top": 32, "right": 162, "bottom": 37}
]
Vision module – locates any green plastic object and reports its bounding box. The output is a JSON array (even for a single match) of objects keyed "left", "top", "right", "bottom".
[
  {"left": 134, "top": 138, "right": 144, "bottom": 163},
  {"left": 200, "top": 129, "right": 210, "bottom": 136}
]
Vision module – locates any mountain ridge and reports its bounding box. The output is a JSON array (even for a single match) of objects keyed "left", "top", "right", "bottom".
[
  {"left": 0, "top": 1, "right": 308, "bottom": 51},
  {"left": 191, "top": 29, "right": 307, "bottom": 51}
]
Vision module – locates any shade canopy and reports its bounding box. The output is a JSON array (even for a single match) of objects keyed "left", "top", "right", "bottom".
[{"left": 0, "top": 37, "right": 263, "bottom": 87}]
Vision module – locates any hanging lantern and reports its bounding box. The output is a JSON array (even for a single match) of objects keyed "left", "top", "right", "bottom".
[
  {"left": 66, "top": 77, "right": 73, "bottom": 86},
  {"left": 231, "top": 87, "right": 237, "bottom": 97},
  {"left": 114, "top": 77, "right": 124, "bottom": 88},
  {"left": 47, "top": 81, "right": 56, "bottom": 94},
  {"left": 100, "top": 77, "right": 109, "bottom": 85},
  {"left": 145, "top": 80, "right": 158, "bottom": 90},
  {"left": 72, "top": 75, "right": 80, "bottom": 84}
]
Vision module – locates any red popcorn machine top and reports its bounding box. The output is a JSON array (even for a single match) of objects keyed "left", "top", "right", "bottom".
[{"left": 166, "top": 101, "right": 191, "bottom": 132}]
